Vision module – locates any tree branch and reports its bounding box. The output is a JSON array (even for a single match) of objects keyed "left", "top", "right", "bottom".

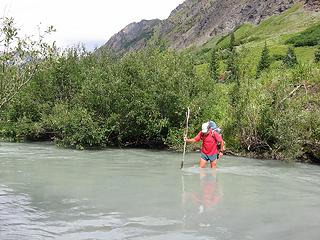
[
  {"left": 0, "top": 70, "right": 36, "bottom": 109},
  {"left": 280, "top": 84, "right": 305, "bottom": 104}
]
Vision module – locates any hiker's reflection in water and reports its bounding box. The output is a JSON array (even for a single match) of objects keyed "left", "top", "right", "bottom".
[
  {"left": 198, "top": 170, "right": 221, "bottom": 213},
  {"left": 182, "top": 169, "right": 223, "bottom": 227}
]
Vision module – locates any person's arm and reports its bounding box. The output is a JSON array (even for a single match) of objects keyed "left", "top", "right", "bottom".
[
  {"left": 219, "top": 140, "right": 225, "bottom": 158},
  {"left": 185, "top": 137, "right": 197, "bottom": 143},
  {"left": 185, "top": 131, "right": 202, "bottom": 143},
  {"left": 214, "top": 132, "right": 225, "bottom": 157},
  {"left": 219, "top": 140, "right": 225, "bottom": 152}
]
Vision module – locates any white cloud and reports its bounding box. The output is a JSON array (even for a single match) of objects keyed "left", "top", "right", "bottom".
[{"left": 1, "top": 0, "right": 184, "bottom": 50}]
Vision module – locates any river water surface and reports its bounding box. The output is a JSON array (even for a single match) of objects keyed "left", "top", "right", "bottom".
[{"left": 0, "top": 142, "right": 320, "bottom": 240}]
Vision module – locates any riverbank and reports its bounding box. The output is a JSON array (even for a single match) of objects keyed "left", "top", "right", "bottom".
[{"left": 1, "top": 138, "right": 319, "bottom": 165}]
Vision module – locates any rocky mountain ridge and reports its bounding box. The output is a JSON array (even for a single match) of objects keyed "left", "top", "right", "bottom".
[
  {"left": 104, "top": 19, "right": 161, "bottom": 54},
  {"left": 101, "top": 0, "right": 319, "bottom": 55}
]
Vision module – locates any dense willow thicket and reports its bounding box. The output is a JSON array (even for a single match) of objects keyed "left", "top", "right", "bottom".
[
  {"left": 0, "top": 17, "right": 319, "bottom": 163},
  {"left": 0, "top": 47, "right": 207, "bottom": 147}
]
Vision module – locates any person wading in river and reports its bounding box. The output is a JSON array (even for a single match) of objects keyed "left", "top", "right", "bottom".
[{"left": 185, "top": 122, "right": 224, "bottom": 168}]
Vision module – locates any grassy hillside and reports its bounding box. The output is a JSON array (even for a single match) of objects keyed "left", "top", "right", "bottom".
[{"left": 194, "top": 4, "right": 320, "bottom": 65}]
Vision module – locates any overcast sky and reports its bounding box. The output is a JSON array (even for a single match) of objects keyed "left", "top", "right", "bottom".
[{"left": 1, "top": 0, "right": 185, "bottom": 50}]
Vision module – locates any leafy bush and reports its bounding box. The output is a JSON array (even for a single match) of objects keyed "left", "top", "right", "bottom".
[
  {"left": 44, "top": 104, "right": 105, "bottom": 149},
  {"left": 285, "top": 24, "right": 320, "bottom": 47}
]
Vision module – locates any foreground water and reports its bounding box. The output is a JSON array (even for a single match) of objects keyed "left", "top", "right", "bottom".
[{"left": 0, "top": 142, "right": 320, "bottom": 240}]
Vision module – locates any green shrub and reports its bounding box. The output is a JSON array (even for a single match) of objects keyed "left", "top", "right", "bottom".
[
  {"left": 44, "top": 104, "right": 105, "bottom": 149},
  {"left": 285, "top": 24, "right": 320, "bottom": 47}
]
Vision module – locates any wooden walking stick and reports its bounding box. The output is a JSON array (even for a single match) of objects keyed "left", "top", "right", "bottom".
[{"left": 181, "top": 107, "right": 190, "bottom": 169}]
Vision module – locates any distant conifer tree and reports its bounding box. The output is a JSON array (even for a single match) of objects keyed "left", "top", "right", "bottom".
[
  {"left": 210, "top": 48, "right": 219, "bottom": 81},
  {"left": 283, "top": 46, "right": 298, "bottom": 67},
  {"left": 314, "top": 46, "right": 320, "bottom": 63},
  {"left": 229, "top": 32, "right": 235, "bottom": 51},
  {"left": 256, "top": 42, "right": 271, "bottom": 77},
  {"left": 226, "top": 32, "right": 239, "bottom": 82}
]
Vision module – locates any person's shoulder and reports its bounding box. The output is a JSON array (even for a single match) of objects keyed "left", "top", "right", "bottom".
[
  {"left": 213, "top": 130, "right": 219, "bottom": 135},
  {"left": 213, "top": 131, "right": 223, "bottom": 139}
]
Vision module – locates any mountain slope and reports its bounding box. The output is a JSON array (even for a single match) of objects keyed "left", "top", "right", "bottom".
[
  {"left": 159, "top": 0, "right": 301, "bottom": 49},
  {"left": 103, "top": 19, "right": 161, "bottom": 55},
  {"left": 100, "top": 0, "right": 319, "bottom": 55}
]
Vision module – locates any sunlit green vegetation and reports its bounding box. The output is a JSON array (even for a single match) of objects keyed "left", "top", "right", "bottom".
[
  {"left": 0, "top": 6, "right": 320, "bottom": 163},
  {"left": 286, "top": 24, "right": 320, "bottom": 47}
]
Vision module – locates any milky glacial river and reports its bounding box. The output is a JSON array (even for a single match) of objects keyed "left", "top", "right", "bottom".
[{"left": 0, "top": 142, "right": 320, "bottom": 240}]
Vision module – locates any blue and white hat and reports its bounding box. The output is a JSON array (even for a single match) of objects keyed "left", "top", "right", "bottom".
[{"left": 208, "top": 121, "right": 217, "bottom": 130}]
